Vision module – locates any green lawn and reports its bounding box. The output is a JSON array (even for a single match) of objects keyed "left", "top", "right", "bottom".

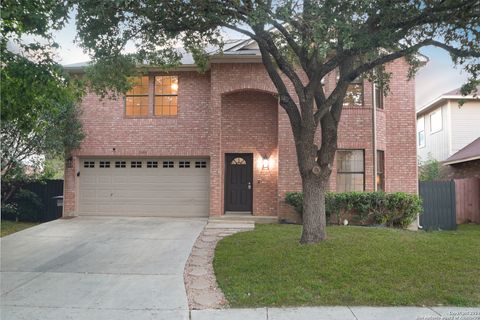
[
  {"left": 214, "top": 224, "right": 480, "bottom": 307},
  {"left": 1, "top": 220, "right": 39, "bottom": 237}
]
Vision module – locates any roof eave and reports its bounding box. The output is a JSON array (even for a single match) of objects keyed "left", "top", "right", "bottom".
[
  {"left": 443, "top": 155, "right": 480, "bottom": 166},
  {"left": 417, "top": 95, "right": 479, "bottom": 116},
  {"left": 64, "top": 63, "right": 202, "bottom": 74}
]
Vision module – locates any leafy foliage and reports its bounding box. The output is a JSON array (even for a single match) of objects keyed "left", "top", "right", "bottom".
[
  {"left": 2, "top": 189, "right": 44, "bottom": 222},
  {"left": 12, "top": 189, "right": 44, "bottom": 222},
  {"left": 286, "top": 191, "right": 422, "bottom": 228},
  {"left": 1, "top": 0, "right": 85, "bottom": 202},
  {"left": 418, "top": 155, "right": 445, "bottom": 181}
]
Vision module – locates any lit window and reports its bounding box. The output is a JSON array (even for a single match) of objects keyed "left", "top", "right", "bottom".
[
  {"left": 126, "top": 76, "right": 149, "bottom": 116},
  {"left": 343, "top": 77, "right": 364, "bottom": 107},
  {"left": 430, "top": 109, "right": 442, "bottom": 133},
  {"left": 417, "top": 117, "right": 425, "bottom": 147},
  {"left": 336, "top": 150, "right": 364, "bottom": 192},
  {"left": 231, "top": 157, "right": 246, "bottom": 165},
  {"left": 154, "top": 76, "right": 178, "bottom": 116},
  {"left": 376, "top": 150, "right": 385, "bottom": 192}
]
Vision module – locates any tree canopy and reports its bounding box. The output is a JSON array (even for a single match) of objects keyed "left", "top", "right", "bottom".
[
  {"left": 72, "top": 0, "right": 479, "bottom": 243},
  {"left": 1, "top": 0, "right": 84, "bottom": 201}
]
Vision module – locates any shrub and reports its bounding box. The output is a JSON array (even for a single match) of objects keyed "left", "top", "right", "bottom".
[
  {"left": 1, "top": 202, "right": 19, "bottom": 221},
  {"left": 285, "top": 191, "right": 422, "bottom": 229},
  {"left": 11, "top": 189, "right": 44, "bottom": 222},
  {"left": 285, "top": 192, "right": 304, "bottom": 214},
  {"left": 384, "top": 192, "right": 423, "bottom": 228}
]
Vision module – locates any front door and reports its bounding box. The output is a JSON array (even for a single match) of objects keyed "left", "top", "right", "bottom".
[{"left": 225, "top": 153, "right": 253, "bottom": 212}]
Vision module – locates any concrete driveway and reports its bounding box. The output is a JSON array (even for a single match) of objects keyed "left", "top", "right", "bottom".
[{"left": 1, "top": 216, "right": 206, "bottom": 320}]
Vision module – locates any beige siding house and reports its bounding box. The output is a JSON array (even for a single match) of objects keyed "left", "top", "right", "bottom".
[{"left": 417, "top": 87, "right": 480, "bottom": 162}]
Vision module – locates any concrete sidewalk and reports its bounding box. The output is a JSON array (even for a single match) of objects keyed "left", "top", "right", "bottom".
[{"left": 191, "top": 306, "right": 480, "bottom": 320}]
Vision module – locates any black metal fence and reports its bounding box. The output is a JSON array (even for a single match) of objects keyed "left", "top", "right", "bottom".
[{"left": 419, "top": 180, "right": 456, "bottom": 230}]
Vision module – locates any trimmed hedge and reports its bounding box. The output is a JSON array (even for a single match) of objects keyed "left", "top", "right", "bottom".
[{"left": 285, "top": 191, "right": 422, "bottom": 229}]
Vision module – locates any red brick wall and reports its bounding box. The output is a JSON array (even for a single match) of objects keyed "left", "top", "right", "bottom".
[
  {"left": 64, "top": 59, "right": 418, "bottom": 217},
  {"left": 221, "top": 91, "right": 278, "bottom": 216},
  {"left": 63, "top": 71, "right": 211, "bottom": 215},
  {"left": 442, "top": 160, "right": 480, "bottom": 180},
  {"left": 384, "top": 59, "right": 418, "bottom": 194}
]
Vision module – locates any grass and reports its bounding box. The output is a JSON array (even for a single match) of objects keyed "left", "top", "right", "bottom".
[
  {"left": 1, "top": 220, "right": 39, "bottom": 237},
  {"left": 214, "top": 224, "right": 480, "bottom": 307}
]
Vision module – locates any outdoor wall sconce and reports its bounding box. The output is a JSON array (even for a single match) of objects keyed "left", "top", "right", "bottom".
[{"left": 262, "top": 155, "right": 270, "bottom": 170}]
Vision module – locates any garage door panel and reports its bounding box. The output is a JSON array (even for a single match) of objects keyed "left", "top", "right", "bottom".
[
  {"left": 79, "top": 158, "right": 209, "bottom": 217},
  {"left": 112, "top": 186, "right": 208, "bottom": 201}
]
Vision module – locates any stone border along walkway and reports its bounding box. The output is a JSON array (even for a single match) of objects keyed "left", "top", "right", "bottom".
[{"left": 184, "top": 221, "right": 255, "bottom": 310}]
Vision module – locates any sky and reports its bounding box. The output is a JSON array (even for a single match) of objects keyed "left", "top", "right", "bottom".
[{"left": 53, "top": 17, "right": 470, "bottom": 109}]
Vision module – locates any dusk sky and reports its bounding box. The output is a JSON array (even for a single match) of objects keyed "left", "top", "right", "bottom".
[{"left": 53, "top": 16, "right": 470, "bottom": 109}]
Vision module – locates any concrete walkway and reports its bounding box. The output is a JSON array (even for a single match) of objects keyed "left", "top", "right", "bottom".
[
  {"left": 191, "top": 306, "right": 480, "bottom": 320},
  {"left": 1, "top": 216, "right": 206, "bottom": 320}
]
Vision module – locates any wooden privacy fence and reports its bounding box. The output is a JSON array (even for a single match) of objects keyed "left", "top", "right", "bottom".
[
  {"left": 419, "top": 178, "right": 480, "bottom": 230},
  {"left": 419, "top": 180, "right": 456, "bottom": 230},
  {"left": 21, "top": 180, "right": 64, "bottom": 222},
  {"left": 455, "top": 178, "right": 480, "bottom": 224}
]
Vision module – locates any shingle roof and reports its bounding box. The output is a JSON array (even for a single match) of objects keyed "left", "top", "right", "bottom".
[
  {"left": 417, "top": 85, "right": 480, "bottom": 116},
  {"left": 63, "top": 38, "right": 253, "bottom": 70},
  {"left": 443, "top": 137, "right": 480, "bottom": 165},
  {"left": 444, "top": 86, "right": 480, "bottom": 96}
]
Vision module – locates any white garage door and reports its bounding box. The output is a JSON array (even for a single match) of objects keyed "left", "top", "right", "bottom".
[{"left": 79, "top": 158, "right": 209, "bottom": 217}]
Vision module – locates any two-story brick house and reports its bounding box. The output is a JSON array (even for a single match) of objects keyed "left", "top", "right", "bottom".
[{"left": 63, "top": 39, "right": 418, "bottom": 221}]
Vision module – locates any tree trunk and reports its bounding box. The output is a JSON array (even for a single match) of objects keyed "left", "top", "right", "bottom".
[{"left": 300, "top": 174, "right": 328, "bottom": 244}]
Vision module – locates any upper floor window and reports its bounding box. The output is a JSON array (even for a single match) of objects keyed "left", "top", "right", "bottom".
[
  {"left": 374, "top": 84, "right": 384, "bottom": 109},
  {"left": 430, "top": 109, "right": 442, "bottom": 133},
  {"left": 336, "top": 150, "right": 365, "bottom": 192},
  {"left": 343, "top": 77, "right": 364, "bottom": 107},
  {"left": 155, "top": 76, "right": 178, "bottom": 116},
  {"left": 126, "top": 76, "right": 149, "bottom": 116},
  {"left": 417, "top": 117, "right": 425, "bottom": 148}
]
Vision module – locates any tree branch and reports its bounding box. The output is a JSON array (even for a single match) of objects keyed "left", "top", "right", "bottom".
[{"left": 256, "top": 44, "right": 302, "bottom": 138}]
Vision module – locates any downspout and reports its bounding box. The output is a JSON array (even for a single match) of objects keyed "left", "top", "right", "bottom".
[{"left": 372, "top": 83, "right": 377, "bottom": 191}]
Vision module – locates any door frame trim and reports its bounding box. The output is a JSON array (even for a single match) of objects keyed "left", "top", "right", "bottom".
[{"left": 224, "top": 153, "right": 253, "bottom": 214}]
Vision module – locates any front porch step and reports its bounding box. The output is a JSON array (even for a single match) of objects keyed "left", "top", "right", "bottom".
[
  {"left": 209, "top": 214, "right": 278, "bottom": 224},
  {"left": 205, "top": 222, "right": 254, "bottom": 230}
]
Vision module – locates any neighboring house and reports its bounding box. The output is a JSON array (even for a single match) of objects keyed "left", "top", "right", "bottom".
[
  {"left": 442, "top": 137, "right": 480, "bottom": 180},
  {"left": 416, "top": 86, "right": 480, "bottom": 163},
  {"left": 63, "top": 39, "right": 418, "bottom": 221}
]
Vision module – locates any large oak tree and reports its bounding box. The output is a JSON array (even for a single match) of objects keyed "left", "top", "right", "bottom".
[{"left": 73, "top": 0, "right": 479, "bottom": 243}]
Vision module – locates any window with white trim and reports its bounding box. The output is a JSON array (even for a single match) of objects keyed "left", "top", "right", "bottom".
[
  {"left": 84, "top": 161, "right": 95, "bottom": 168},
  {"left": 99, "top": 161, "right": 110, "bottom": 168},
  {"left": 336, "top": 150, "right": 365, "bottom": 192},
  {"left": 179, "top": 161, "right": 190, "bottom": 168},
  {"left": 131, "top": 161, "right": 142, "bottom": 168},
  {"left": 417, "top": 117, "right": 425, "bottom": 147},
  {"left": 430, "top": 109, "right": 442, "bottom": 133},
  {"left": 115, "top": 161, "right": 126, "bottom": 168},
  {"left": 195, "top": 161, "right": 207, "bottom": 168},
  {"left": 163, "top": 161, "right": 174, "bottom": 168},
  {"left": 147, "top": 161, "right": 158, "bottom": 168}
]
